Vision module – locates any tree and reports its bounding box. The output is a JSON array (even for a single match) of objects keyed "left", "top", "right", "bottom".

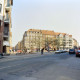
[
  {"left": 44, "top": 37, "right": 54, "bottom": 52},
  {"left": 53, "top": 38, "right": 60, "bottom": 50}
]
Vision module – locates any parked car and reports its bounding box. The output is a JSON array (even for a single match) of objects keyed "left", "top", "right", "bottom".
[
  {"left": 27, "top": 49, "right": 31, "bottom": 53},
  {"left": 55, "top": 50, "right": 62, "bottom": 54},
  {"left": 69, "top": 49, "right": 75, "bottom": 54},
  {"left": 0, "top": 53, "right": 3, "bottom": 59},
  {"left": 60, "top": 50, "right": 67, "bottom": 53},
  {"left": 62, "top": 50, "right": 69, "bottom": 53},
  {"left": 76, "top": 50, "right": 80, "bottom": 57}
]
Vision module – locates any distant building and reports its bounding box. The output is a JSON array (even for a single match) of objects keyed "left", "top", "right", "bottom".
[
  {"left": 0, "top": 0, "right": 13, "bottom": 53},
  {"left": 16, "top": 29, "right": 56, "bottom": 52},
  {"left": 73, "top": 38, "right": 79, "bottom": 49},
  {"left": 15, "top": 41, "right": 21, "bottom": 50},
  {"left": 55, "top": 32, "right": 73, "bottom": 50},
  {"left": 15, "top": 29, "right": 78, "bottom": 52}
]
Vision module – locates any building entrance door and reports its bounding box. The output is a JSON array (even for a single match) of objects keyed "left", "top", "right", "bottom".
[{"left": 3, "top": 46, "right": 6, "bottom": 53}]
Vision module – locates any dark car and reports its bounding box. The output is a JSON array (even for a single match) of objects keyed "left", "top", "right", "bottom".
[
  {"left": 0, "top": 53, "right": 3, "bottom": 56},
  {"left": 76, "top": 50, "right": 80, "bottom": 57},
  {"left": 69, "top": 49, "right": 75, "bottom": 54},
  {"left": 0, "top": 53, "right": 3, "bottom": 59}
]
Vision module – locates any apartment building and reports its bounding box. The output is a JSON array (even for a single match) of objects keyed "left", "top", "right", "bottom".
[
  {"left": 55, "top": 32, "right": 73, "bottom": 50},
  {"left": 21, "top": 29, "right": 55, "bottom": 52},
  {"left": 0, "top": 0, "right": 13, "bottom": 53},
  {"left": 15, "top": 29, "right": 78, "bottom": 52},
  {"left": 73, "top": 38, "right": 79, "bottom": 48},
  {"left": 0, "top": 0, "right": 4, "bottom": 53},
  {"left": 15, "top": 41, "right": 21, "bottom": 50}
]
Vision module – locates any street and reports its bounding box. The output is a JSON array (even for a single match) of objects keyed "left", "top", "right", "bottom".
[{"left": 0, "top": 52, "right": 80, "bottom": 80}]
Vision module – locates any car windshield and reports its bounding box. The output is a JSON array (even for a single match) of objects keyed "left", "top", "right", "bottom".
[
  {"left": 77, "top": 50, "right": 80, "bottom": 52},
  {"left": 70, "top": 49, "right": 74, "bottom": 51}
]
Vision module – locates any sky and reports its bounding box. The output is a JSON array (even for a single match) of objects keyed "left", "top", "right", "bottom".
[{"left": 12, "top": 0, "right": 80, "bottom": 47}]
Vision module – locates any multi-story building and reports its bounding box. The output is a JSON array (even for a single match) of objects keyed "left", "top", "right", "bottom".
[
  {"left": 54, "top": 32, "right": 73, "bottom": 50},
  {"left": 0, "top": 0, "right": 13, "bottom": 53},
  {"left": 21, "top": 29, "right": 55, "bottom": 52},
  {"left": 15, "top": 41, "right": 21, "bottom": 50},
  {"left": 73, "top": 38, "right": 79, "bottom": 48},
  {"left": 0, "top": 0, "right": 5, "bottom": 53},
  {"left": 16, "top": 29, "right": 78, "bottom": 52}
]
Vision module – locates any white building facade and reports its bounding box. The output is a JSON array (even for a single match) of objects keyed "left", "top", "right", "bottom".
[{"left": 56, "top": 33, "right": 73, "bottom": 50}]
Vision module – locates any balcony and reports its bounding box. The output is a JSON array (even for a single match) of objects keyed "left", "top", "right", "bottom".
[
  {"left": 5, "top": 0, "right": 11, "bottom": 11},
  {"left": 5, "top": 5, "right": 10, "bottom": 12},
  {"left": 4, "top": 18, "right": 10, "bottom": 23},
  {"left": 3, "top": 33, "right": 9, "bottom": 38},
  {"left": 3, "top": 41, "right": 10, "bottom": 46},
  {"left": 4, "top": 12, "right": 10, "bottom": 23},
  {"left": 69, "top": 45, "right": 72, "bottom": 46}
]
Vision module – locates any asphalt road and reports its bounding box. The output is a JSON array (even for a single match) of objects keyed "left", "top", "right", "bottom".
[{"left": 0, "top": 52, "right": 80, "bottom": 80}]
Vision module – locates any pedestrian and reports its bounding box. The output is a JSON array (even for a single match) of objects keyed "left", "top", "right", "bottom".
[{"left": 41, "top": 48, "right": 44, "bottom": 55}]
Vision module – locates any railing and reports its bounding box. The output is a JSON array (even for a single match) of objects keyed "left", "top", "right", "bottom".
[
  {"left": 4, "top": 32, "right": 9, "bottom": 36},
  {"left": 4, "top": 13, "right": 9, "bottom": 22}
]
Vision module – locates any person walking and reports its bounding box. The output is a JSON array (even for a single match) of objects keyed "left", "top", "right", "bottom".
[{"left": 41, "top": 48, "right": 44, "bottom": 55}]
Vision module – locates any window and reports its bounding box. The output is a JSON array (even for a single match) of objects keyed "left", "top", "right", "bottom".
[
  {"left": 7, "top": 0, "right": 10, "bottom": 6},
  {"left": 4, "top": 37, "right": 8, "bottom": 41},
  {"left": 0, "top": 4, "right": 2, "bottom": 13}
]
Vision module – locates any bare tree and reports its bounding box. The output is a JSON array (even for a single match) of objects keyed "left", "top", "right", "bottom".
[
  {"left": 53, "top": 38, "right": 60, "bottom": 50},
  {"left": 44, "top": 37, "right": 54, "bottom": 52}
]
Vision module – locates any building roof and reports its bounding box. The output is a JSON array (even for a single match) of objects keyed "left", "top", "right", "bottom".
[
  {"left": 55, "top": 32, "right": 66, "bottom": 36},
  {"left": 28, "top": 29, "right": 41, "bottom": 32},
  {"left": 28, "top": 29, "right": 55, "bottom": 35},
  {"left": 41, "top": 30, "right": 55, "bottom": 35},
  {"left": 55, "top": 32, "right": 72, "bottom": 37},
  {"left": 55, "top": 32, "right": 61, "bottom": 36},
  {"left": 28, "top": 29, "right": 72, "bottom": 37},
  {"left": 69, "top": 35, "right": 72, "bottom": 37}
]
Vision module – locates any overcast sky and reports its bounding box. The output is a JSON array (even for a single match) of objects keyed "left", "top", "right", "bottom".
[{"left": 12, "top": 0, "right": 80, "bottom": 46}]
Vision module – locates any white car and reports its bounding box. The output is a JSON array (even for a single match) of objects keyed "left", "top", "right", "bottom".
[
  {"left": 55, "top": 50, "right": 62, "bottom": 53},
  {"left": 27, "top": 49, "right": 31, "bottom": 53}
]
